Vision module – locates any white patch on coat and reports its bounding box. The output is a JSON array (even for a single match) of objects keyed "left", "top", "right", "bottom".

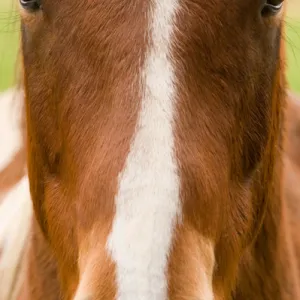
[
  {"left": 0, "top": 175, "right": 32, "bottom": 300},
  {"left": 0, "top": 88, "right": 24, "bottom": 172}
]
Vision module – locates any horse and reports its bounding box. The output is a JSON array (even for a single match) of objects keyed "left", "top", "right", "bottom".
[
  {"left": 282, "top": 92, "right": 300, "bottom": 274},
  {"left": 1, "top": 0, "right": 300, "bottom": 298},
  {"left": 0, "top": 88, "right": 32, "bottom": 300}
]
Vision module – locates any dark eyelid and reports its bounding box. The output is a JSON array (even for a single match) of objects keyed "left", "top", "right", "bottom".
[
  {"left": 262, "top": 0, "right": 283, "bottom": 17},
  {"left": 20, "top": 0, "right": 41, "bottom": 11}
]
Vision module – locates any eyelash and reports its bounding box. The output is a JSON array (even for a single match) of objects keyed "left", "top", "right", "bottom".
[
  {"left": 262, "top": 0, "right": 284, "bottom": 17},
  {"left": 19, "top": 0, "right": 41, "bottom": 11}
]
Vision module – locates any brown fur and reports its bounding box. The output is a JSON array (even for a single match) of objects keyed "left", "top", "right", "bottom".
[
  {"left": 6, "top": 0, "right": 300, "bottom": 299},
  {"left": 283, "top": 92, "right": 300, "bottom": 277},
  {"left": 0, "top": 147, "right": 25, "bottom": 185},
  {"left": 0, "top": 90, "right": 26, "bottom": 201},
  {"left": 0, "top": 145, "right": 26, "bottom": 200}
]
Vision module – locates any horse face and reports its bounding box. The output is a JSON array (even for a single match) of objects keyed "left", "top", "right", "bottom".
[{"left": 19, "top": 0, "right": 285, "bottom": 298}]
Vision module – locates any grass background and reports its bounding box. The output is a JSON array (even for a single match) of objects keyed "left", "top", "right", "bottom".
[{"left": 0, "top": 0, "right": 299, "bottom": 93}]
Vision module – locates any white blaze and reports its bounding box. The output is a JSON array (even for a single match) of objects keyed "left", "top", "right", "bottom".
[{"left": 107, "top": 0, "right": 181, "bottom": 299}]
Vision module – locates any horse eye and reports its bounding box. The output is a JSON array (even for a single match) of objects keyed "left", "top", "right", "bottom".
[
  {"left": 19, "top": 0, "right": 41, "bottom": 11},
  {"left": 262, "top": 0, "right": 284, "bottom": 16}
]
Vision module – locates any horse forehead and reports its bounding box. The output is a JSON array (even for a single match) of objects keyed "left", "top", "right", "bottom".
[{"left": 74, "top": 0, "right": 216, "bottom": 299}]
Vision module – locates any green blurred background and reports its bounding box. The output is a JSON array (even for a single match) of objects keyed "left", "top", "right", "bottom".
[{"left": 0, "top": 0, "right": 299, "bottom": 93}]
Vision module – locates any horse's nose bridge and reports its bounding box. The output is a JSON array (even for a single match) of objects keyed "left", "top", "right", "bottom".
[
  {"left": 166, "top": 227, "right": 216, "bottom": 300},
  {"left": 74, "top": 226, "right": 216, "bottom": 300}
]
